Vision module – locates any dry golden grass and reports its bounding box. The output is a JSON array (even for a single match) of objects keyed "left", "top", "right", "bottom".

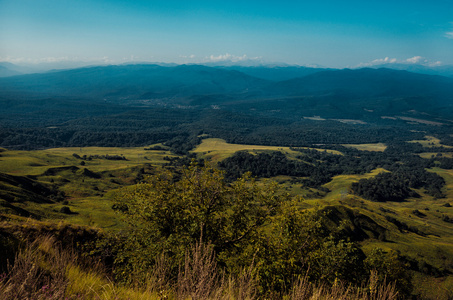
[
  {"left": 342, "top": 143, "right": 387, "bottom": 152},
  {"left": 398, "top": 117, "right": 443, "bottom": 126},
  {"left": 409, "top": 135, "right": 453, "bottom": 148},
  {"left": 419, "top": 152, "right": 453, "bottom": 159},
  {"left": 287, "top": 271, "right": 398, "bottom": 300},
  {"left": 0, "top": 232, "right": 400, "bottom": 300}
]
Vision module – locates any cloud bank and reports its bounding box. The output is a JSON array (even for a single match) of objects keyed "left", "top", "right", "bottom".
[
  {"left": 207, "top": 53, "right": 248, "bottom": 62},
  {"left": 358, "top": 56, "right": 442, "bottom": 68}
]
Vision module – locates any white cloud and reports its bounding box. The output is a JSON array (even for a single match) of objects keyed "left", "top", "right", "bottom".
[
  {"left": 0, "top": 56, "right": 27, "bottom": 63},
  {"left": 445, "top": 22, "right": 453, "bottom": 39},
  {"left": 429, "top": 61, "right": 442, "bottom": 67},
  {"left": 207, "top": 53, "right": 248, "bottom": 62},
  {"left": 374, "top": 57, "right": 397, "bottom": 64},
  {"left": 357, "top": 57, "right": 397, "bottom": 67},
  {"left": 180, "top": 54, "right": 196, "bottom": 59},
  {"left": 0, "top": 56, "right": 116, "bottom": 64},
  {"left": 406, "top": 56, "right": 427, "bottom": 64},
  {"left": 357, "top": 56, "right": 442, "bottom": 68}
]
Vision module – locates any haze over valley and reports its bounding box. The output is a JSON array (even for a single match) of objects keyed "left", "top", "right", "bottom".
[{"left": 1, "top": 1, "right": 453, "bottom": 299}]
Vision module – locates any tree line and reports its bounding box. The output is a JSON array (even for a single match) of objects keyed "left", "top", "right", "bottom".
[{"left": 219, "top": 142, "right": 449, "bottom": 201}]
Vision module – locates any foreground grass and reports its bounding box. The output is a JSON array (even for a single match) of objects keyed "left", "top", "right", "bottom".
[{"left": 0, "top": 232, "right": 399, "bottom": 300}]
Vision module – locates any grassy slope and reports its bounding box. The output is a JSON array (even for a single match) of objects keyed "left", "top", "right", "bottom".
[
  {"left": 1, "top": 140, "right": 453, "bottom": 298},
  {"left": 232, "top": 137, "right": 453, "bottom": 298},
  {"left": 0, "top": 145, "right": 176, "bottom": 230},
  {"left": 409, "top": 135, "right": 453, "bottom": 148},
  {"left": 194, "top": 139, "right": 453, "bottom": 279},
  {"left": 0, "top": 146, "right": 173, "bottom": 175}
]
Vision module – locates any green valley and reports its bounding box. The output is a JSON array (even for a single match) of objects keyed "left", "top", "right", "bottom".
[
  {"left": 1, "top": 136, "right": 453, "bottom": 299},
  {"left": 1, "top": 64, "right": 453, "bottom": 299}
]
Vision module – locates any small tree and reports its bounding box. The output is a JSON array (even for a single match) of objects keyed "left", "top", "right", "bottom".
[{"left": 112, "top": 162, "right": 286, "bottom": 283}]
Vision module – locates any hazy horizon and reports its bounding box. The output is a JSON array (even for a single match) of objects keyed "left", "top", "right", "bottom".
[{"left": 1, "top": 0, "right": 453, "bottom": 69}]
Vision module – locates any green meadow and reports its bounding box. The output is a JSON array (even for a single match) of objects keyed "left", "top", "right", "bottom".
[
  {"left": 192, "top": 138, "right": 341, "bottom": 162},
  {"left": 409, "top": 135, "right": 453, "bottom": 148},
  {"left": 1, "top": 139, "right": 453, "bottom": 298},
  {"left": 0, "top": 145, "right": 173, "bottom": 176},
  {"left": 342, "top": 143, "right": 388, "bottom": 152},
  {"left": 0, "top": 145, "right": 177, "bottom": 230}
]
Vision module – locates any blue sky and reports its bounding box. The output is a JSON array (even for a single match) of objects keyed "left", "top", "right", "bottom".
[{"left": 1, "top": 0, "right": 452, "bottom": 68}]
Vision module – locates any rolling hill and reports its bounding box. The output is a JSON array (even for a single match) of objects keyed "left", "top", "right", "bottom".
[
  {"left": 0, "top": 64, "right": 269, "bottom": 101},
  {"left": 1, "top": 64, "right": 452, "bottom": 114},
  {"left": 0, "top": 63, "right": 23, "bottom": 78}
]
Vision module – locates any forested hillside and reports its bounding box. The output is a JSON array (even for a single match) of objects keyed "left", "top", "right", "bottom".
[
  {"left": 1, "top": 64, "right": 453, "bottom": 151},
  {"left": 1, "top": 64, "right": 453, "bottom": 299}
]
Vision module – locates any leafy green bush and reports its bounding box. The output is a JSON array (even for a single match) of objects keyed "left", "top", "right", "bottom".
[
  {"left": 105, "top": 162, "right": 410, "bottom": 297},
  {"left": 111, "top": 162, "right": 285, "bottom": 284}
]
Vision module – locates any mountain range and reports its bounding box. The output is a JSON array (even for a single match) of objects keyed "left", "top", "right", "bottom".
[{"left": 1, "top": 63, "right": 452, "bottom": 121}]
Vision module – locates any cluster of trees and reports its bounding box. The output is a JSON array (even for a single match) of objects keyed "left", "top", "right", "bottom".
[
  {"left": 438, "top": 157, "right": 453, "bottom": 169},
  {"left": 0, "top": 103, "right": 433, "bottom": 151},
  {"left": 218, "top": 151, "right": 313, "bottom": 180},
  {"left": 204, "top": 118, "right": 426, "bottom": 147},
  {"left": 163, "top": 134, "right": 203, "bottom": 155},
  {"left": 351, "top": 172, "right": 419, "bottom": 202},
  {"left": 0, "top": 127, "right": 181, "bottom": 150},
  {"left": 104, "top": 163, "right": 411, "bottom": 297},
  {"left": 219, "top": 142, "right": 447, "bottom": 201},
  {"left": 72, "top": 153, "right": 127, "bottom": 161}
]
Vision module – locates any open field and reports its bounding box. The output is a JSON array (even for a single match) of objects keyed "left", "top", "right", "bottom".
[
  {"left": 342, "top": 143, "right": 387, "bottom": 152},
  {"left": 0, "top": 145, "right": 177, "bottom": 230},
  {"left": 409, "top": 135, "right": 453, "bottom": 148},
  {"left": 192, "top": 138, "right": 300, "bottom": 162},
  {"left": 0, "top": 145, "right": 175, "bottom": 176},
  {"left": 398, "top": 117, "right": 444, "bottom": 126},
  {"left": 419, "top": 152, "right": 453, "bottom": 159},
  {"left": 322, "top": 168, "right": 389, "bottom": 201},
  {"left": 192, "top": 138, "right": 341, "bottom": 162}
]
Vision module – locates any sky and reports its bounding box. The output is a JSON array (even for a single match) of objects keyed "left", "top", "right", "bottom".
[{"left": 1, "top": 0, "right": 453, "bottom": 68}]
